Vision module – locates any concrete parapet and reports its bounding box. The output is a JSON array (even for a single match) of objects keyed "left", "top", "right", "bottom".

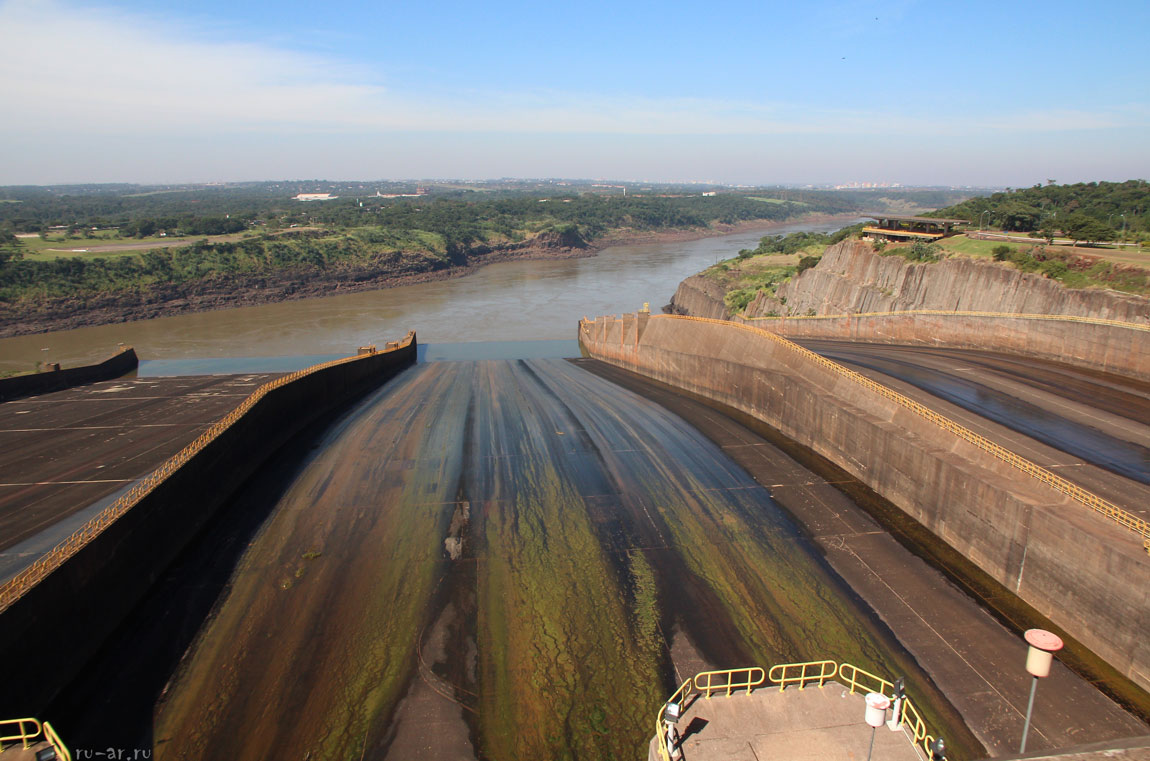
[
  {"left": 0, "top": 333, "right": 416, "bottom": 718},
  {"left": 0, "top": 347, "right": 138, "bottom": 402},
  {"left": 578, "top": 314, "right": 1150, "bottom": 692}
]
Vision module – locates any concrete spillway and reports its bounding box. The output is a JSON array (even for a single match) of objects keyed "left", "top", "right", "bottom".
[
  {"left": 5, "top": 338, "right": 1147, "bottom": 759},
  {"left": 154, "top": 359, "right": 979, "bottom": 760}
]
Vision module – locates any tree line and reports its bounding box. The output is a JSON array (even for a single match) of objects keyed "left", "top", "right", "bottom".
[{"left": 933, "top": 180, "right": 1149, "bottom": 243}]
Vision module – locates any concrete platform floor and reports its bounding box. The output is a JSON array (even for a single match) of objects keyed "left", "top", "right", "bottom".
[
  {"left": 0, "top": 741, "right": 52, "bottom": 760},
  {"left": 0, "top": 373, "right": 279, "bottom": 570},
  {"left": 647, "top": 682, "right": 924, "bottom": 761}
]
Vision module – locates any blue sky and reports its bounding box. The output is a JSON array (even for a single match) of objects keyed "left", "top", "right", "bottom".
[{"left": 1, "top": 0, "right": 1147, "bottom": 186}]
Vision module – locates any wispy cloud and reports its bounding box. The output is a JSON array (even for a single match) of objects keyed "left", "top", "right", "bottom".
[{"left": 0, "top": 0, "right": 1144, "bottom": 144}]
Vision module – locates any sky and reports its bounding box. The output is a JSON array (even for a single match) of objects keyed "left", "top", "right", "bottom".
[{"left": 0, "top": 0, "right": 1147, "bottom": 187}]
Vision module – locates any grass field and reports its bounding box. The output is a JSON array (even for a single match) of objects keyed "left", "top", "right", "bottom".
[
  {"left": 15, "top": 231, "right": 256, "bottom": 261},
  {"left": 939, "top": 234, "right": 1150, "bottom": 268},
  {"left": 748, "top": 197, "right": 810, "bottom": 207}
]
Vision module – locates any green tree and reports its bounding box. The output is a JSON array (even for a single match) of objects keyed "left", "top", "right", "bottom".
[{"left": 1061, "top": 214, "right": 1115, "bottom": 245}]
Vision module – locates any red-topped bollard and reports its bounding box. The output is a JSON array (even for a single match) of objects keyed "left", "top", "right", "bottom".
[{"left": 1020, "top": 629, "right": 1064, "bottom": 753}]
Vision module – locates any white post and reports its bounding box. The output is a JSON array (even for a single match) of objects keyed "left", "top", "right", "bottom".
[{"left": 1019, "top": 629, "right": 1064, "bottom": 753}]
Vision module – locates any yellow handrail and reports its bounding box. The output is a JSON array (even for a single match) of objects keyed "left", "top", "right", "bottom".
[
  {"left": 767, "top": 659, "right": 838, "bottom": 691},
  {"left": 648, "top": 661, "right": 949, "bottom": 761},
  {"left": 738, "top": 308, "right": 1150, "bottom": 332},
  {"left": 655, "top": 677, "right": 693, "bottom": 761},
  {"left": 42, "top": 722, "right": 70, "bottom": 761},
  {"left": 837, "top": 662, "right": 894, "bottom": 697},
  {"left": 902, "top": 698, "right": 934, "bottom": 757},
  {"left": 694, "top": 667, "right": 766, "bottom": 698},
  {"left": 627, "top": 314, "right": 1150, "bottom": 552},
  {"left": 0, "top": 717, "right": 41, "bottom": 750},
  {"left": 0, "top": 333, "right": 415, "bottom": 613}
]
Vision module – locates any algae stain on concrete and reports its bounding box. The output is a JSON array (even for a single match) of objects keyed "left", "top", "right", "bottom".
[
  {"left": 155, "top": 365, "right": 473, "bottom": 760},
  {"left": 468, "top": 361, "right": 663, "bottom": 760},
  {"left": 156, "top": 358, "right": 979, "bottom": 760}
]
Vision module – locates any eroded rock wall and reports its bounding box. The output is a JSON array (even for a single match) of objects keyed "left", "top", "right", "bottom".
[
  {"left": 745, "top": 241, "right": 1150, "bottom": 323},
  {"left": 667, "top": 274, "right": 729, "bottom": 320}
]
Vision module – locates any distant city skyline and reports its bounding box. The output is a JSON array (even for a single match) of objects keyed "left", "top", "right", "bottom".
[{"left": 1, "top": 0, "right": 1147, "bottom": 187}]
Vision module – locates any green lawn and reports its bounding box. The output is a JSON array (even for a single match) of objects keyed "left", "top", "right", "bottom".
[
  {"left": 938, "top": 234, "right": 1150, "bottom": 267},
  {"left": 21, "top": 233, "right": 178, "bottom": 251},
  {"left": 15, "top": 231, "right": 260, "bottom": 261},
  {"left": 23, "top": 248, "right": 146, "bottom": 262},
  {"left": 936, "top": 235, "right": 1014, "bottom": 259},
  {"left": 748, "top": 197, "right": 810, "bottom": 207}
]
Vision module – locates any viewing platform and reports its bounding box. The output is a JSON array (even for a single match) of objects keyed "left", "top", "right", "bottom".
[
  {"left": 0, "top": 718, "right": 70, "bottom": 760},
  {"left": 650, "top": 662, "right": 943, "bottom": 761},
  {"left": 861, "top": 214, "right": 968, "bottom": 242}
]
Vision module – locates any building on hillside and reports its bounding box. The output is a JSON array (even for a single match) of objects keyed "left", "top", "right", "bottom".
[
  {"left": 293, "top": 193, "right": 338, "bottom": 201},
  {"left": 861, "top": 214, "right": 966, "bottom": 242}
]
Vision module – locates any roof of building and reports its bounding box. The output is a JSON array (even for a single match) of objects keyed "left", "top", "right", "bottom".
[{"left": 863, "top": 213, "right": 970, "bottom": 225}]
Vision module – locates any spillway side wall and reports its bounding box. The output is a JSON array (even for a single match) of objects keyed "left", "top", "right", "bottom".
[
  {"left": 579, "top": 314, "right": 1150, "bottom": 692},
  {"left": 741, "top": 313, "right": 1150, "bottom": 382},
  {"left": 0, "top": 347, "right": 139, "bottom": 402},
  {"left": 0, "top": 338, "right": 416, "bottom": 717}
]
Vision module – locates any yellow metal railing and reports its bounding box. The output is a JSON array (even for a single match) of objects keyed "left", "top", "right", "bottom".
[
  {"left": 633, "top": 314, "right": 1150, "bottom": 552},
  {"left": 837, "top": 662, "right": 895, "bottom": 697},
  {"left": 737, "top": 308, "right": 1150, "bottom": 331},
  {"left": 767, "top": 659, "right": 837, "bottom": 691},
  {"left": 42, "top": 722, "right": 71, "bottom": 761},
  {"left": 655, "top": 677, "right": 693, "bottom": 761},
  {"left": 694, "top": 666, "right": 766, "bottom": 698},
  {"left": 651, "top": 661, "right": 948, "bottom": 761},
  {"left": 0, "top": 717, "right": 41, "bottom": 751},
  {"left": 902, "top": 696, "right": 933, "bottom": 758},
  {"left": 837, "top": 664, "right": 940, "bottom": 760},
  {"left": 0, "top": 333, "right": 415, "bottom": 613}
]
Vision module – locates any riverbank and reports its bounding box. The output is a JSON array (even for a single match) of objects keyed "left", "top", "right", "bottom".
[{"left": 0, "top": 214, "right": 861, "bottom": 339}]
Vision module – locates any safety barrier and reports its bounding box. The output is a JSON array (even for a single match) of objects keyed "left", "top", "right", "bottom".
[
  {"left": 654, "top": 677, "right": 693, "bottom": 761},
  {"left": 837, "top": 662, "right": 894, "bottom": 695},
  {"left": 599, "top": 314, "right": 1150, "bottom": 552},
  {"left": 694, "top": 667, "right": 765, "bottom": 698},
  {"left": 651, "top": 660, "right": 947, "bottom": 761},
  {"left": 0, "top": 718, "right": 68, "bottom": 760},
  {"left": 767, "top": 659, "right": 837, "bottom": 691},
  {"left": 737, "top": 308, "right": 1150, "bottom": 332},
  {"left": 0, "top": 334, "right": 415, "bottom": 614},
  {"left": 837, "top": 663, "right": 939, "bottom": 760},
  {"left": 0, "top": 717, "right": 40, "bottom": 751}
]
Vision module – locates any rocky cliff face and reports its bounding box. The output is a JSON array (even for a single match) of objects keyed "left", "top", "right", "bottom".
[
  {"left": 738, "top": 241, "right": 1150, "bottom": 323},
  {"left": 665, "top": 274, "right": 729, "bottom": 320}
]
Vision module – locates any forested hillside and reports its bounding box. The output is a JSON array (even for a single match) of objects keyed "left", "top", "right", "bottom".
[
  {"left": 0, "top": 182, "right": 974, "bottom": 335},
  {"left": 933, "top": 180, "right": 1149, "bottom": 239}
]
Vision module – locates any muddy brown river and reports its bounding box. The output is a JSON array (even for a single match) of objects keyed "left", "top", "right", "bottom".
[{"left": 0, "top": 220, "right": 862, "bottom": 373}]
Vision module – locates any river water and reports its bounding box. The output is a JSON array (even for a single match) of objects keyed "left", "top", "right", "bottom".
[{"left": 0, "top": 219, "right": 859, "bottom": 373}]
